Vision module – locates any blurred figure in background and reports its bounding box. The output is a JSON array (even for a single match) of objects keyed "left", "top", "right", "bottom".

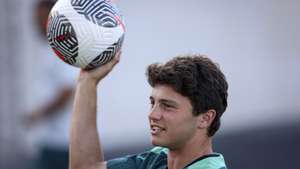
[{"left": 24, "top": 0, "right": 77, "bottom": 169}]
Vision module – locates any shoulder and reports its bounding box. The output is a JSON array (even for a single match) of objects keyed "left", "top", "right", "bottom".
[{"left": 107, "top": 147, "right": 167, "bottom": 169}]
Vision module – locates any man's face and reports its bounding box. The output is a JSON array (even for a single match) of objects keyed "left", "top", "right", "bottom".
[{"left": 148, "top": 85, "right": 198, "bottom": 149}]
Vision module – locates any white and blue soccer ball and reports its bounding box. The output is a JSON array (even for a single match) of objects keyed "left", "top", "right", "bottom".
[{"left": 47, "top": 0, "right": 125, "bottom": 69}]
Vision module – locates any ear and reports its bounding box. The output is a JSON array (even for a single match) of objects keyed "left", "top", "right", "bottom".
[{"left": 197, "top": 109, "right": 217, "bottom": 129}]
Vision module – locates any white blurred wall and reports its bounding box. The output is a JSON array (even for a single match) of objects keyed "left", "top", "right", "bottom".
[{"left": 0, "top": 0, "right": 30, "bottom": 168}]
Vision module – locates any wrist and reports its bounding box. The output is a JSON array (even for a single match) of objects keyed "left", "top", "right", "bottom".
[
  {"left": 77, "top": 70, "right": 100, "bottom": 85},
  {"left": 77, "top": 77, "right": 99, "bottom": 88}
]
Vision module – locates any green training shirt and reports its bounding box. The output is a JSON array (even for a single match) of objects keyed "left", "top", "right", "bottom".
[{"left": 107, "top": 147, "right": 227, "bottom": 169}]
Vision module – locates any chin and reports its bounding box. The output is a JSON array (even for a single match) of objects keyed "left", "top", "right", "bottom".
[
  {"left": 151, "top": 139, "right": 160, "bottom": 146},
  {"left": 151, "top": 136, "right": 168, "bottom": 147}
]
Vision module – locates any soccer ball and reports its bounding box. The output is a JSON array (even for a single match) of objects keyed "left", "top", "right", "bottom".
[{"left": 47, "top": 0, "right": 125, "bottom": 69}]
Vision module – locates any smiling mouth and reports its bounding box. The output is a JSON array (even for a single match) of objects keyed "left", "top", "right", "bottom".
[{"left": 151, "top": 126, "right": 165, "bottom": 135}]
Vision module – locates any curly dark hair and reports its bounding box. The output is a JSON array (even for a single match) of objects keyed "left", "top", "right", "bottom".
[{"left": 146, "top": 54, "right": 228, "bottom": 137}]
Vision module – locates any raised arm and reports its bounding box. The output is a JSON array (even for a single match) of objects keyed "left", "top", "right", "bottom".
[{"left": 69, "top": 52, "right": 121, "bottom": 169}]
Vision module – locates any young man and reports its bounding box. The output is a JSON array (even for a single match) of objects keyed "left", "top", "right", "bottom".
[{"left": 70, "top": 52, "right": 228, "bottom": 169}]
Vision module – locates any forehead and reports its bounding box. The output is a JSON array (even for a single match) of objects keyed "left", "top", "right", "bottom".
[{"left": 151, "top": 85, "right": 191, "bottom": 104}]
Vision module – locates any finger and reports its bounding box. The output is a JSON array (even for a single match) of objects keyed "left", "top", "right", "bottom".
[
  {"left": 107, "top": 50, "right": 121, "bottom": 68},
  {"left": 114, "top": 50, "right": 121, "bottom": 64}
]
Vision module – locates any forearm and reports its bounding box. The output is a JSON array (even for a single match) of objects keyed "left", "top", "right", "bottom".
[
  {"left": 69, "top": 80, "right": 104, "bottom": 169},
  {"left": 69, "top": 50, "right": 120, "bottom": 169}
]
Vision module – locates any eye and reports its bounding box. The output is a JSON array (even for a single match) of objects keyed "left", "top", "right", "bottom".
[
  {"left": 161, "top": 103, "right": 173, "bottom": 110},
  {"left": 149, "top": 99, "right": 155, "bottom": 108}
]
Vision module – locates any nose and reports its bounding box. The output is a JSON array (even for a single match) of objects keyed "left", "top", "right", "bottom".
[{"left": 148, "top": 104, "right": 162, "bottom": 120}]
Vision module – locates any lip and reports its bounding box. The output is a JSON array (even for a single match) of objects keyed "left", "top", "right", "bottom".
[
  {"left": 150, "top": 124, "right": 166, "bottom": 130},
  {"left": 150, "top": 124, "right": 166, "bottom": 135}
]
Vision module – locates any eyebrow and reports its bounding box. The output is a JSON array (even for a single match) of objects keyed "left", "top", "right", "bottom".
[{"left": 149, "top": 96, "right": 179, "bottom": 107}]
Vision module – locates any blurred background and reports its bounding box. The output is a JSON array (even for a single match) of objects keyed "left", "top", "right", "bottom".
[{"left": 0, "top": 0, "right": 300, "bottom": 169}]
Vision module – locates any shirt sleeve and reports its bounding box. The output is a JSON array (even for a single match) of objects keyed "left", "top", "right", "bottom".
[
  {"left": 107, "top": 149, "right": 167, "bottom": 169},
  {"left": 107, "top": 152, "right": 146, "bottom": 169}
]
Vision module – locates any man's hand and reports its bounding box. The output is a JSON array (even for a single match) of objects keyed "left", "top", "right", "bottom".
[{"left": 78, "top": 51, "right": 121, "bottom": 85}]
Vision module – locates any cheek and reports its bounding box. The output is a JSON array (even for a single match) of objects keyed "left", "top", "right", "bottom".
[
  {"left": 166, "top": 114, "right": 197, "bottom": 135},
  {"left": 165, "top": 118, "right": 197, "bottom": 147}
]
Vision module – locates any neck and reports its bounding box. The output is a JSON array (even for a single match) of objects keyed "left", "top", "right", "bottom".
[{"left": 167, "top": 136, "right": 213, "bottom": 169}]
